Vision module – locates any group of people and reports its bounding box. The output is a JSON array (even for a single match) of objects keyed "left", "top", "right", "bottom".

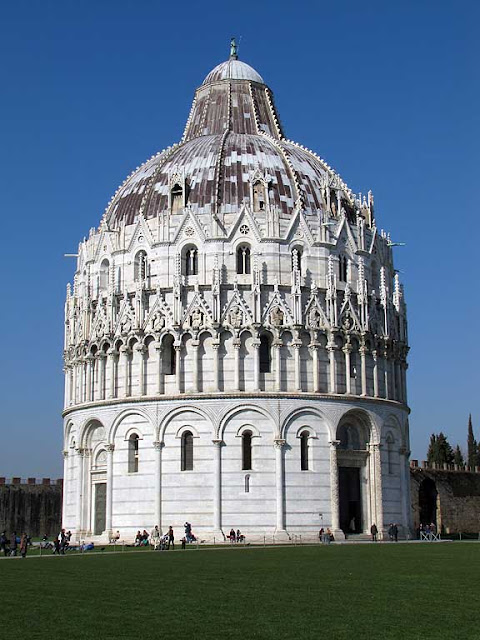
[
  {"left": 228, "top": 529, "right": 245, "bottom": 543},
  {"left": 419, "top": 523, "right": 437, "bottom": 539},
  {"left": 0, "top": 531, "right": 29, "bottom": 557},
  {"left": 318, "top": 528, "right": 334, "bottom": 543}
]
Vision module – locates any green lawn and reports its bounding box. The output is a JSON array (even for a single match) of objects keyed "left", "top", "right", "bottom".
[{"left": 2, "top": 543, "right": 478, "bottom": 639}]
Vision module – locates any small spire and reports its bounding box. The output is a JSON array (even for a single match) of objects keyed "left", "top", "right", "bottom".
[{"left": 230, "top": 37, "right": 238, "bottom": 60}]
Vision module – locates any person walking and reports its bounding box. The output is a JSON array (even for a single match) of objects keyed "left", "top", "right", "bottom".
[
  {"left": 20, "top": 533, "right": 28, "bottom": 558},
  {"left": 168, "top": 526, "right": 174, "bottom": 550},
  {"left": 370, "top": 523, "right": 378, "bottom": 542}
]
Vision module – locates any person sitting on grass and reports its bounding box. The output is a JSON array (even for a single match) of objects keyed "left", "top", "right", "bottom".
[
  {"left": 229, "top": 528, "right": 236, "bottom": 543},
  {"left": 141, "top": 530, "right": 150, "bottom": 546},
  {"left": 110, "top": 531, "right": 121, "bottom": 544},
  {"left": 134, "top": 531, "right": 142, "bottom": 546}
]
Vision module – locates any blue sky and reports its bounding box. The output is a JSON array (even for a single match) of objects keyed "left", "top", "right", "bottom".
[{"left": 0, "top": 0, "right": 478, "bottom": 476}]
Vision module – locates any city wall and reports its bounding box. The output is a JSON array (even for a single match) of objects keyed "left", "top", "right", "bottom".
[{"left": 0, "top": 478, "right": 62, "bottom": 537}]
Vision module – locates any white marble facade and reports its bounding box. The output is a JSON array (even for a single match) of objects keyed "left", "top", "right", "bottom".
[{"left": 62, "top": 47, "right": 411, "bottom": 541}]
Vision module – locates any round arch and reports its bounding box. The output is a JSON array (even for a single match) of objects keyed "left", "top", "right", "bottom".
[
  {"left": 218, "top": 404, "right": 276, "bottom": 440},
  {"left": 108, "top": 408, "right": 154, "bottom": 445},
  {"left": 280, "top": 406, "right": 331, "bottom": 440},
  {"left": 79, "top": 417, "right": 106, "bottom": 449},
  {"left": 334, "top": 408, "right": 380, "bottom": 445},
  {"left": 157, "top": 405, "right": 215, "bottom": 442}
]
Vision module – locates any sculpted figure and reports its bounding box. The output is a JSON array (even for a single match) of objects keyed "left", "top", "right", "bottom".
[
  {"left": 270, "top": 305, "right": 284, "bottom": 327},
  {"left": 309, "top": 308, "right": 320, "bottom": 329},
  {"left": 151, "top": 311, "right": 165, "bottom": 331},
  {"left": 191, "top": 308, "right": 202, "bottom": 330},
  {"left": 229, "top": 305, "right": 243, "bottom": 329}
]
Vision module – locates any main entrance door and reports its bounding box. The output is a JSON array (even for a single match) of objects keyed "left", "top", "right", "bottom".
[
  {"left": 94, "top": 483, "right": 107, "bottom": 535},
  {"left": 339, "top": 467, "right": 362, "bottom": 534}
]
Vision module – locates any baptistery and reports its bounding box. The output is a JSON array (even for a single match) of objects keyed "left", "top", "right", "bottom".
[{"left": 62, "top": 42, "right": 411, "bottom": 541}]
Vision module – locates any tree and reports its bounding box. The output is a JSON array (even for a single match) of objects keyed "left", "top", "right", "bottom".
[
  {"left": 453, "top": 445, "right": 464, "bottom": 467},
  {"left": 467, "top": 414, "right": 477, "bottom": 467},
  {"left": 427, "top": 432, "right": 454, "bottom": 466}
]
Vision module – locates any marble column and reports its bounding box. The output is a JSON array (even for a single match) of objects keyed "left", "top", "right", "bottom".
[
  {"left": 61, "top": 450, "right": 69, "bottom": 528},
  {"left": 398, "top": 446, "right": 410, "bottom": 533},
  {"left": 136, "top": 344, "right": 147, "bottom": 396},
  {"left": 233, "top": 339, "right": 241, "bottom": 391},
  {"left": 274, "top": 342, "right": 282, "bottom": 391},
  {"left": 212, "top": 341, "right": 220, "bottom": 392},
  {"left": 343, "top": 345, "right": 352, "bottom": 394},
  {"left": 329, "top": 440, "right": 342, "bottom": 537},
  {"left": 107, "top": 349, "right": 118, "bottom": 399},
  {"left": 86, "top": 356, "right": 93, "bottom": 402},
  {"left": 175, "top": 345, "right": 181, "bottom": 393},
  {"left": 293, "top": 342, "right": 301, "bottom": 391},
  {"left": 72, "top": 362, "right": 77, "bottom": 404},
  {"left": 359, "top": 346, "right": 367, "bottom": 396},
  {"left": 383, "top": 351, "right": 390, "bottom": 400},
  {"left": 64, "top": 368, "right": 70, "bottom": 409},
  {"left": 372, "top": 350, "right": 379, "bottom": 398},
  {"left": 75, "top": 448, "right": 84, "bottom": 538},
  {"left": 252, "top": 340, "right": 260, "bottom": 391},
  {"left": 120, "top": 346, "right": 130, "bottom": 398},
  {"left": 154, "top": 342, "right": 163, "bottom": 395},
  {"left": 327, "top": 343, "right": 336, "bottom": 393},
  {"left": 153, "top": 441, "right": 163, "bottom": 533},
  {"left": 105, "top": 444, "right": 115, "bottom": 534},
  {"left": 212, "top": 439, "right": 224, "bottom": 535},
  {"left": 369, "top": 443, "right": 384, "bottom": 537},
  {"left": 274, "top": 439, "right": 287, "bottom": 535},
  {"left": 310, "top": 344, "right": 320, "bottom": 392},
  {"left": 98, "top": 353, "right": 107, "bottom": 400},
  {"left": 191, "top": 340, "right": 200, "bottom": 392}
]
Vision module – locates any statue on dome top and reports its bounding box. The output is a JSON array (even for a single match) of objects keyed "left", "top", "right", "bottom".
[{"left": 230, "top": 37, "right": 238, "bottom": 60}]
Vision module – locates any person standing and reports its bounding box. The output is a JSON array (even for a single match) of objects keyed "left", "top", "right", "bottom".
[
  {"left": 393, "top": 523, "right": 398, "bottom": 542},
  {"left": 370, "top": 523, "right": 378, "bottom": 542},
  {"left": 10, "top": 531, "right": 18, "bottom": 557},
  {"left": 20, "top": 533, "right": 28, "bottom": 558},
  {"left": 0, "top": 531, "right": 8, "bottom": 556},
  {"left": 151, "top": 525, "right": 160, "bottom": 550},
  {"left": 168, "top": 526, "right": 174, "bottom": 550}
]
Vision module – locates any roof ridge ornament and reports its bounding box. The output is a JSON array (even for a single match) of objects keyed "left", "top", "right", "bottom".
[{"left": 230, "top": 37, "right": 238, "bottom": 60}]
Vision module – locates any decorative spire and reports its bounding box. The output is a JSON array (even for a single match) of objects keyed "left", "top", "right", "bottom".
[{"left": 230, "top": 37, "right": 238, "bottom": 60}]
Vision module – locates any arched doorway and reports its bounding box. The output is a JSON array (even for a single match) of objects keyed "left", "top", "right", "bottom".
[
  {"left": 336, "top": 416, "right": 371, "bottom": 535},
  {"left": 419, "top": 478, "right": 438, "bottom": 527}
]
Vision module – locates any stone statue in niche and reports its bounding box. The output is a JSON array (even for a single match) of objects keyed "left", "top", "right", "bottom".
[
  {"left": 120, "top": 316, "right": 132, "bottom": 334},
  {"left": 309, "top": 307, "right": 321, "bottom": 329},
  {"left": 270, "top": 305, "right": 284, "bottom": 327},
  {"left": 150, "top": 311, "right": 165, "bottom": 332},
  {"left": 342, "top": 311, "right": 353, "bottom": 331},
  {"left": 190, "top": 308, "right": 203, "bottom": 330},
  {"left": 229, "top": 305, "right": 243, "bottom": 329}
]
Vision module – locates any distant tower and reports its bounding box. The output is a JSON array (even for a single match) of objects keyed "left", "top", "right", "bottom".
[{"left": 62, "top": 44, "right": 410, "bottom": 541}]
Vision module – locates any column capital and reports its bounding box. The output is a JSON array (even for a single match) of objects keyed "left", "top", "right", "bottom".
[
  {"left": 329, "top": 440, "right": 341, "bottom": 448},
  {"left": 212, "top": 439, "right": 224, "bottom": 447},
  {"left": 369, "top": 442, "right": 382, "bottom": 452},
  {"left": 135, "top": 343, "right": 147, "bottom": 354},
  {"left": 62, "top": 450, "right": 69, "bottom": 459},
  {"left": 152, "top": 440, "right": 164, "bottom": 451},
  {"left": 105, "top": 444, "right": 115, "bottom": 453},
  {"left": 119, "top": 345, "right": 130, "bottom": 355},
  {"left": 273, "top": 439, "right": 286, "bottom": 450}
]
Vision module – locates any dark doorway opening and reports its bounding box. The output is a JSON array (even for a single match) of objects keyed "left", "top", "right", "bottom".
[
  {"left": 339, "top": 467, "right": 362, "bottom": 534},
  {"left": 94, "top": 482, "right": 106, "bottom": 535},
  {"left": 419, "top": 478, "right": 437, "bottom": 527}
]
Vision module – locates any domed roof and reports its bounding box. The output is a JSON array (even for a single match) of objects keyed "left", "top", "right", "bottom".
[
  {"left": 202, "top": 59, "right": 264, "bottom": 85},
  {"left": 102, "top": 46, "right": 356, "bottom": 230}
]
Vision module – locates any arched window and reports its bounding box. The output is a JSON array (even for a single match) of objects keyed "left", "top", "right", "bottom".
[
  {"left": 300, "top": 430, "right": 309, "bottom": 471},
  {"left": 128, "top": 434, "right": 139, "bottom": 473},
  {"left": 253, "top": 181, "right": 266, "bottom": 211},
  {"left": 99, "top": 259, "right": 109, "bottom": 293},
  {"left": 236, "top": 245, "right": 251, "bottom": 274},
  {"left": 244, "top": 474, "right": 250, "bottom": 493},
  {"left": 171, "top": 183, "right": 183, "bottom": 214},
  {"left": 259, "top": 334, "right": 271, "bottom": 373},
  {"left": 338, "top": 255, "right": 348, "bottom": 282},
  {"left": 242, "top": 430, "right": 252, "bottom": 470},
  {"left": 162, "top": 334, "right": 176, "bottom": 375},
  {"left": 134, "top": 251, "right": 148, "bottom": 282},
  {"left": 291, "top": 248, "right": 302, "bottom": 274},
  {"left": 183, "top": 245, "right": 198, "bottom": 276},
  {"left": 181, "top": 431, "right": 193, "bottom": 471},
  {"left": 386, "top": 434, "right": 394, "bottom": 474}
]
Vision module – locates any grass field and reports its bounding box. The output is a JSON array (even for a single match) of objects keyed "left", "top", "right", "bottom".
[{"left": 1, "top": 543, "right": 479, "bottom": 639}]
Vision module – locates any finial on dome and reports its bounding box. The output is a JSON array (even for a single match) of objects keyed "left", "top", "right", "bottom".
[{"left": 230, "top": 37, "right": 238, "bottom": 60}]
